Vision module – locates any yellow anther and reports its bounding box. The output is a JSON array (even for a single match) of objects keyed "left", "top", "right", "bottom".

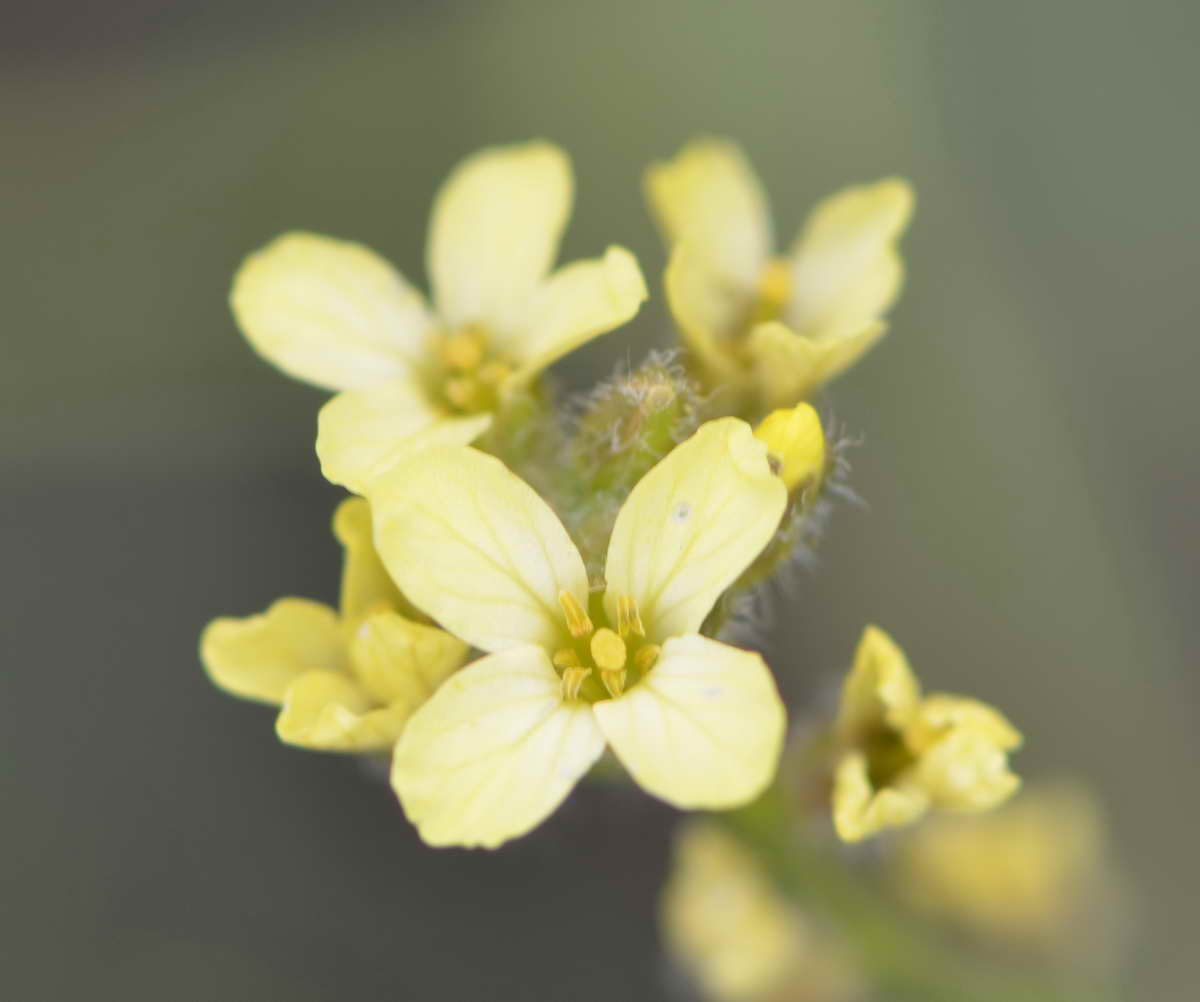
[
  {"left": 443, "top": 376, "right": 479, "bottom": 410},
  {"left": 552, "top": 648, "right": 581, "bottom": 669},
  {"left": 561, "top": 666, "right": 592, "bottom": 702},
  {"left": 441, "top": 329, "right": 486, "bottom": 371},
  {"left": 634, "top": 644, "right": 662, "bottom": 674},
  {"left": 600, "top": 668, "right": 627, "bottom": 699},
  {"left": 590, "top": 628, "right": 627, "bottom": 672},
  {"left": 616, "top": 595, "right": 645, "bottom": 638},
  {"left": 558, "top": 590, "right": 594, "bottom": 638},
  {"left": 757, "top": 258, "right": 793, "bottom": 312}
]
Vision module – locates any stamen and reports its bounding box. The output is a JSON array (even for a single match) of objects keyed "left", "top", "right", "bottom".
[
  {"left": 757, "top": 258, "right": 792, "bottom": 310},
  {"left": 561, "top": 666, "right": 592, "bottom": 702},
  {"left": 590, "top": 628, "right": 627, "bottom": 672},
  {"left": 616, "top": 595, "right": 645, "bottom": 638},
  {"left": 443, "top": 376, "right": 479, "bottom": 410},
  {"left": 476, "top": 361, "right": 511, "bottom": 385},
  {"left": 634, "top": 644, "right": 661, "bottom": 674},
  {"left": 441, "top": 329, "right": 485, "bottom": 371},
  {"left": 552, "top": 648, "right": 581, "bottom": 669},
  {"left": 558, "top": 590, "right": 594, "bottom": 638},
  {"left": 600, "top": 668, "right": 627, "bottom": 699}
]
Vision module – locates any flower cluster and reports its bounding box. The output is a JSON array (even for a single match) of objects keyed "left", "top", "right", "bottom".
[{"left": 201, "top": 138, "right": 1023, "bottom": 855}]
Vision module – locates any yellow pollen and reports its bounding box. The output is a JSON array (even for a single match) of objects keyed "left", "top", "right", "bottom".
[
  {"left": 561, "top": 666, "right": 592, "bottom": 702},
  {"left": 616, "top": 595, "right": 645, "bottom": 638},
  {"left": 558, "top": 590, "right": 594, "bottom": 638},
  {"left": 600, "top": 668, "right": 627, "bottom": 699},
  {"left": 552, "top": 648, "right": 581, "bottom": 669},
  {"left": 590, "top": 628, "right": 627, "bottom": 672},
  {"left": 443, "top": 376, "right": 479, "bottom": 410},
  {"left": 758, "top": 258, "right": 792, "bottom": 310},
  {"left": 634, "top": 644, "right": 662, "bottom": 674},
  {"left": 441, "top": 329, "right": 486, "bottom": 371}
]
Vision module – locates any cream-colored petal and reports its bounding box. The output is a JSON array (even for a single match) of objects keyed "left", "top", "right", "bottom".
[
  {"left": 316, "top": 376, "right": 492, "bottom": 492},
  {"left": 332, "top": 497, "right": 405, "bottom": 629},
  {"left": 787, "top": 178, "right": 913, "bottom": 338},
  {"left": 276, "top": 669, "right": 407, "bottom": 751},
  {"left": 503, "top": 246, "right": 647, "bottom": 385},
  {"left": 367, "top": 446, "right": 588, "bottom": 653},
  {"left": 594, "top": 635, "right": 785, "bottom": 809},
  {"left": 645, "top": 137, "right": 772, "bottom": 290},
  {"left": 230, "top": 232, "right": 434, "bottom": 392},
  {"left": 200, "top": 598, "right": 345, "bottom": 705},
  {"left": 427, "top": 141, "right": 572, "bottom": 334},
  {"left": 832, "top": 751, "right": 930, "bottom": 843},
  {"left": 664, "top": 240, "right": 753, "bottom": 379},
  {"left": 905, "top": 695, "right": 1024, "bottom": 755},
  {"left": 391, "top": 645, "right": 606, "bottom": 848},
  {"left": 914, "top": 727, "right": 1022, "bottom": 813},
  {"left": 348, "top": 609, "right": 467, "bottom": 709},
  {"left": 834, "top": 624, "right": 922, "bottom": 743},
  {"left": 603, "top": 418, "right": 786, "bottom": 640},
  {"left": 747, "top": 320, "right": 888, "bottom": 407}
]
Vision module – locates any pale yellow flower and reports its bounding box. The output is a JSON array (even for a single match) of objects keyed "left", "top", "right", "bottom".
[
  {"left": 200, "top": 498, "right": 467, "bottom": 751},
  {"left": 231, "top": 141, "right": 648, "bottom": 492},
  {"left": 891, "top": 782, "right": 1119, "bottom": 953},
  {"left": 366, "top": 419, "right": 789, "bottom": 848},
  {"left": 753, "top": 402, "right": 826, "bottom": 493},
  {"left": 645, "top": 138, "right": 912, "bottom": 407},
  {"left": 831, "top": 626, "right": 1022, "bottom": 842},
  {"left": 662, "top": 822, "right": 866, "bottom": 1002}
]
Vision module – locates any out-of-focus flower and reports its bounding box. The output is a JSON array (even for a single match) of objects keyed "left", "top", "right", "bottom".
[
  {"left": 890, "top": 782, "right": 1124, "bottom": 959},
  {"left": 231, "top": 141, "right": 647, "bottom": 492},
  {"left": 831, "top": 626, "right": 1021, "bottom": 842},
  {"left": 200, "top": 498, "right": 467, "bottom": 751},
  {"left": 754, "top": 403, "right": 827, "bottom": 493},
  {"left": 662, "top": 821, "right": 867, "bottom": 1002},
  {"left": 366, "top": 419, "right": 788, "bottom": 848},
  {"left": 645, "top": 138, "right": 912, "bottom": 408}
]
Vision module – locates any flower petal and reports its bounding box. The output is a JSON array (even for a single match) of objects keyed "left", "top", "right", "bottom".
[
  {"left": 905, "top": 695, "right": 1023, "bottom": 755},
  {"left": 231, "top": 232, "right": 434, "bottom": 392},
  {"left": 832, "top": 751, "right": 930, "bottom": 842},
  {"left": 276, "top": 669, "right": 408, "bottom": 751},
  {"left": 834, "top": 625, "right": 922, "bottom": 744},
  {"left": 367, "top": 446, "right": 588, "bottom": 653},
  {"left": 663, "top": 240, "right": 752, "bottom": 379},
  {"left": 747, "top": 320, "right": 887, "bottom": 407},
  {"left": 391, "top": 645, "right": 605, "bottom": 848},
  {"left": 593, "top": 635, "right": 786, "bottom": 809},
  {"left": 427, "top": 141, "right": 572, "bottom": 334},
  {"left": 317, "top": 376, "right": 492, "bottom": 492},
  {"left": 604, "top": 418, "right": 786, "bottom": 640},
  {"left": 332, "top": 497, "right": 406, "bottom": 629},
  {"left": 645, "top": 138, "right": 772, "bottom": 291},
  {"left": 786, "top": 178, "right": 913, "bottom": 338},
  {"left": 915, "top": 727, "right": 1022, "bottom": 813},
  {"left": 348, "top": 609, "right": 467, "bottom": 709},
  {"left": 504, "top": 246, "right": 647, "bottom": 385},
  {"left": 200, "top": 598, "right": 345, "bottom": 705}
]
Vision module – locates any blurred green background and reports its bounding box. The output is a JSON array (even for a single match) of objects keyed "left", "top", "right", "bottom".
[{"left": 4, "top": 2, "right": 1197, "bottom": 999}]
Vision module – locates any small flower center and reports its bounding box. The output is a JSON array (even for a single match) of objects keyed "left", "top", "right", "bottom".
[
  {"left": 752, "top": 258, "right": 793, "bottom": 324},
  {"left": 553, "top": 591, "right": 661, "bottom": 702},
  {"left": 435, "top": 326, "right": 512, "bottom": 413}
]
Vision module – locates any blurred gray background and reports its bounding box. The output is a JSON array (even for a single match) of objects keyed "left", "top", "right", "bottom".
[{"left": 3, "top": 2, "right": 1197, "bottom": 999}]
